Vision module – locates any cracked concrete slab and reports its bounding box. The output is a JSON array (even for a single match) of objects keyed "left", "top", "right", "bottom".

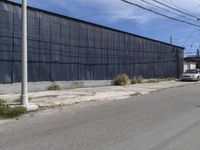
[{"left": 0, "top": 81, "right": 198, "bottom": 109}]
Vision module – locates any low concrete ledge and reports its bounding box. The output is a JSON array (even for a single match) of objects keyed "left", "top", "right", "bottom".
[
  {"left": 0, "top": 81, "right": 199, "bottom": 110},
  {"left": 0, "top": 80, "right": 112, "bottom": 94},
  {"left": 26, "top": 103, "right": 39, "bottom": 111},
  {"left": 9, "top": 103, "right": 39, "bottom": 112}
]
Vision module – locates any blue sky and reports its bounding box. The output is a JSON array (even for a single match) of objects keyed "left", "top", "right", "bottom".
[{"left": 11, "top": 0, "right": 200, "bottom": 56}]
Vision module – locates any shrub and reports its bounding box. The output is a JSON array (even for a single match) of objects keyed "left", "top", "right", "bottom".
[
  {"left": 131, "top": 76, "right": 143, "bottom": 84},
  {"left": 0, "top": 107, "right": 27, "bottom": 118},
  {"left": 47, "top": 82, "right": 61, "bottom": 90},
  {"left": 113, "top": 74, "right": 129, "bottom": 86}
]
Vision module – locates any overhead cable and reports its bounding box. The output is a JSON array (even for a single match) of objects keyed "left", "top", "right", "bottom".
[
  {"left": 140, "top": 0, "right": 199, "bottom": 23},
  {"left": 121, "top": 0, "right": 200, "bottom": 28},
  {"left": 151, "top": 0, "right": 199, "bottom": 19}
]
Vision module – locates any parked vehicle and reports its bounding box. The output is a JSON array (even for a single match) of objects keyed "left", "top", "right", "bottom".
[{"left": 181, "top": 69, "right": 200, "bottom": 81}]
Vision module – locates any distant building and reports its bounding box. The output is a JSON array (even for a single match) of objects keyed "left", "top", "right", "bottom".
[
  {"left": 184, "top": 56, "right": 200, "bottom": 72},
  {"left": 184, "top": 62, "right": 196, "bottom": 72}
]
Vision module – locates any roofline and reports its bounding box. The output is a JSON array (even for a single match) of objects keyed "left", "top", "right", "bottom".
[{"left": 3, "top": 0, "right": 184, "bottom": 49}]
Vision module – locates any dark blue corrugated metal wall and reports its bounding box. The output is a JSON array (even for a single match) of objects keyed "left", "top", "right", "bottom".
[{"left": 0, "top": 1, "right": 184, "bottom": 83}]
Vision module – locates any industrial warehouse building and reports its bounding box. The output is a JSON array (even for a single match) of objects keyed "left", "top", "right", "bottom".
[{"left": 0, "top": 1, "right": 184, "bottom": 83}]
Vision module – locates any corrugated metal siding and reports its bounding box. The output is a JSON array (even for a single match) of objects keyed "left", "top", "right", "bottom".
[{"left": 0, "top": 1, "right": 184, "bottom": 83}]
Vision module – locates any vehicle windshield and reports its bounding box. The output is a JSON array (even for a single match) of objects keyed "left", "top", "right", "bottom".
[{"left": 185, "top": 69, "right": 198, "bottom": 74}]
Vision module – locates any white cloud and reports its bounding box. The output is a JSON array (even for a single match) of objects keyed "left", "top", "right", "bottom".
[
  {"left": 37, "top": 0, "right": 156, "bottom": 24},
  {"left": 46, "top": 0, "right": 200, "bottom": 25},
  {"left": 12, "top": 0, "right": 200, "bottom": 25},
  {"left": 76, "top": 0, "right": 158, "bottom": 24}
]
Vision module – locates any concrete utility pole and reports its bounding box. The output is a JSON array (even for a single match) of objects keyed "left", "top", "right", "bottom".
[{"left": 21, "top": 0, "right": 28, "bottom": 107}]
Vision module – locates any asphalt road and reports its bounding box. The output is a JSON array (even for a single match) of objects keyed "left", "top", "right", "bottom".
[{"left": 1, "top": 83, "right": 200, "bottom": 150}]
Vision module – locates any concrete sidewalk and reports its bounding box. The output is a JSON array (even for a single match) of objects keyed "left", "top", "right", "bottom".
[{"left": 0, "top": 81, "right": 198, "bottom": 109}]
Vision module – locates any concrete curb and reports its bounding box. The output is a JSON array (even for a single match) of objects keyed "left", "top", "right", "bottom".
[{"left": 1, "top": 81, "right": 199, "bottom": 111}]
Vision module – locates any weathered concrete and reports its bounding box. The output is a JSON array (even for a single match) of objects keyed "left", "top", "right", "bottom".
[
  {"left": 9, "top": 103, "right": 39, "bottom": 112},
  {"left": 0, "top": 83, "right": 200, "bottom": 150},
  {"left": 0, "top": 81, "right": 198, "bottom": 108},
  {"left": 0, "top": 80, "right": 112, "bottom": 94}
]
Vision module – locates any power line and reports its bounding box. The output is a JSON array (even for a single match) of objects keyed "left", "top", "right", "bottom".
[
  {"left": 121, "top": 0, "right": 200, "bottom": 27},
  {"left": 183, "top": 27, "right": 196, "bottom": 45},
  {"left": 151, "top": 0, "right": 199, "bottom": 19},
  {"left": 163, "top": 0, "right": 196, "bottom": 16},
  {"left": 139, "top": 0, "right": 199, "bottom": 23},
  {"left": 184, "top": 29, "right": 200, "bottom": 48},
  {"left": 191, "top": 0, "right": 200, "bottom": 6},
  {"left": 161, "top": 0, "right": 174, "bottom": 5},
  {"left": 167, "top": 0, "right": 181, "bottom": 9},
  {"left": 168, "top": 0, "right": 176, "bottom": 5}
]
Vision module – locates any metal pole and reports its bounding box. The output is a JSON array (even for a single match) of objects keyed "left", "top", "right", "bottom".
[
  {"left": 21, "top": 0, "right": 28, "bottom": 107},
  {"left": 170, "top": 36, "right": 172, "bottom": 44}
]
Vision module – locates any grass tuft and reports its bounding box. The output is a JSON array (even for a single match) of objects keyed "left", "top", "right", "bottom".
[
  {"left": 0, "top": 99, "right": 27, "bottom": 119},
  {"left": 113, "top": 74, "right": 129, "bottom": 86},
  {"left": 0, "top": 99, "right": 6, "bottom": 107},
  {"left": 0, "top": 107, "right": 27, "bottom": 119},
  {"left": 131, "top": 76, "right": 143, "bottom": 84},
  {"left": 147, "top": 78, "right": 161, "bottom": 83},
  {"left": 47, "top": 82, "right": 62, "bottom": 91},
  {"left": 165, "top": 77, "right": 176, "bottom": 81}
]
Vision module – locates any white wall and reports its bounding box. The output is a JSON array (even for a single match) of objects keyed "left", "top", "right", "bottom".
[{"left": 184, "top": 63, "right": 196, "bottom": 72}]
